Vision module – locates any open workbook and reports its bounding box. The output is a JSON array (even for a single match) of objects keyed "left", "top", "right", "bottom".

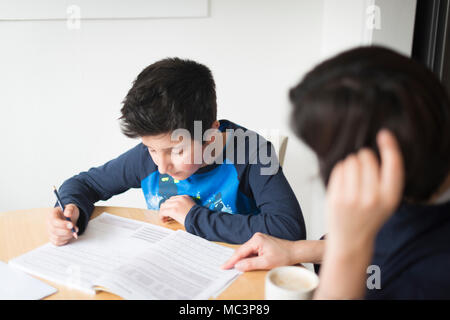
[{"left": 9, "top": 212, "right": 241, "bottom": 299}]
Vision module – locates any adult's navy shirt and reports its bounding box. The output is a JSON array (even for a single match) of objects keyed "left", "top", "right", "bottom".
[
  {"left": 57, "top": 120, "right": 306, "bottom": 244},
  {"left": 366, "top": 199, "right": 450, "bottom": 299}
]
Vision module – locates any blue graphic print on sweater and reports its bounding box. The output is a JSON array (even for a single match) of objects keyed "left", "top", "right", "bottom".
[{"left": 142, "top": 158, "right": 259, "bottom": 215}]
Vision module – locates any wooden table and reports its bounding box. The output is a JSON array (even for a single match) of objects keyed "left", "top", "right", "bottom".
[{"left": 0, "top": 206, "right": 267, "bottom": 300}]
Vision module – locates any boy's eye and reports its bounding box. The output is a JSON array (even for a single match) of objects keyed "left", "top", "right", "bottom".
[
  {"left": 172, "top": 149, "right": 183, "bottom": 155},
  {"left": 149, "top": 149, "right": 156, "bottom": 153}
]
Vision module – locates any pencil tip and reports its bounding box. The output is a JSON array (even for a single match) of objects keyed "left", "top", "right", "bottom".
[{"left": 53, "top": 185, "right": 57, "bottom": 191}]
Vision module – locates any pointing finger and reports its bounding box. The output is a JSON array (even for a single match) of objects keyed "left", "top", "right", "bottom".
[{"left": 222, "top": 237, "right": 259, "bottom": 270}]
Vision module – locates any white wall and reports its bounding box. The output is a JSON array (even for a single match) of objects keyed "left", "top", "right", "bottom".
[
  {"left": 0, "top": 0, "right": 417, "bottom": 241},
  {"left": 371, "top": 0, "right": 417, "bottom": 55},
  {"left": 321, "top": 0, "right": 417, "bottom": 59},
  {"left": 0, "top": 0, "right": 326, "bottom": 238}
]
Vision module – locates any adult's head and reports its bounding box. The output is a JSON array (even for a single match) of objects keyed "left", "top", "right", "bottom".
[{"left": 290, "top": 46, "right": 450, "bottom": 202}]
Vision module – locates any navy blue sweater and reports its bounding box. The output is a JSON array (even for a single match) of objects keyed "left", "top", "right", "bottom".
[
  {"left": 365, "top": 199, "right": 450, "bottom": 299},
  {"left": 57, "top": 120, "right": 306, "bottom": 244},
  {"left": 313, "top": 200, "right": 450, "bottom": 299}
]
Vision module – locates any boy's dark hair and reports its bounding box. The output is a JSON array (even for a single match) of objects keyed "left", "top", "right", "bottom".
[
  {"left": 120, "top": 57, "right": 217, "bottom": 140},
  {"left": 289, "top": 46, "right": 450, "bottom": 202}
]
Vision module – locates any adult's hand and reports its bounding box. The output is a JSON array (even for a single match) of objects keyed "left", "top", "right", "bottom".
[
  {"left": 221, "top": 232, "right": 297, "bottom": 271},
  {"left": 315, "top": 129, "right": 405, "bottom": 300},
  {"left": 325, "top": 129, "right": 405, "bottom": 251}
]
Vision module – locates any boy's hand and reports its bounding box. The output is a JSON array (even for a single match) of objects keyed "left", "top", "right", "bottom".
[
  {"left": 221, "top": 232, "right": 296, "bottom": 272},
  {"left": 159, "top": 195, "right": 196, "bottom": 226},
  {"left": 46, "top": 204, "right": 80, "bottom": 246}
]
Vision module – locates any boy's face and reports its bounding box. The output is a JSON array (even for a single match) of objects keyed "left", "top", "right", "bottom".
[{"left": 141, "top": 133, "right": 207, "bottom": 181}]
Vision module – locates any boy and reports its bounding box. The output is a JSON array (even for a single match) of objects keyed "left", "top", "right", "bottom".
[{"left": 47, "top": 57, "right": 306, "bottom": 245}]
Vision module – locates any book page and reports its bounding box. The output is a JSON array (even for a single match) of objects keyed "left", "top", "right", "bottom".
[
  {"left": 9, "top": 213, "right": 173, "bottom": 294},
  {"left": 95, "top": 230, "right": 241, "bottom": 299}
]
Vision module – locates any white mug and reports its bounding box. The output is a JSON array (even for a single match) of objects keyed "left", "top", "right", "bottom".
[{"left": 265, "top": 266, "right": 319, "bottom": 300}]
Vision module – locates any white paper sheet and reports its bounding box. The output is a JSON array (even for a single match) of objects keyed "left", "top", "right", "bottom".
[
  {"left": 9, "top": 213, "right": 174, "bottom": 294},
  {"left": 0, "top": 261, "right": 57, "bottom": 300},
  {"left": 9, "top": 212, "right": 240, "bottom": 299},
  {"left": 95, "top": 230, "right": 241, "bottom": 299}
]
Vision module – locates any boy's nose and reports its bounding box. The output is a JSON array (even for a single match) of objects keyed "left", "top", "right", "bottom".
[{"left": 157, "top": 156, "right": 172, "bottom": 175}]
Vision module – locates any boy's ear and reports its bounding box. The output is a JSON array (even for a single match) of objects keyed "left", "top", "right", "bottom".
[
  {"left": 203, "top": 121, "right": 220, "bottom": 146},
  {"left": 211, "top": 120, "right": 220, "bottom": 130}
]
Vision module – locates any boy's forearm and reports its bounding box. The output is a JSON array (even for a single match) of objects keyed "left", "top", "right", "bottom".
[
  {"left": 185, "top": 205, "right": 304, "bottom": 244},
  {"left": 58, "top": 178, "right": 96, "bottom": 234},
  {"left": 56, "top": 143, "right": 147, "bottom": 234},
  {"left": 246, "top": 157, "right": 307, "bottom": 241}
]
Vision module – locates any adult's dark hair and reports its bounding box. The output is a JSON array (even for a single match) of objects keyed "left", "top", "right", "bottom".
[
  {"left": 120, "top": 57, "right": 217, "bottom": 140},
  {"left": 290, "top": 46, "right": 450, "bottom": 202}
]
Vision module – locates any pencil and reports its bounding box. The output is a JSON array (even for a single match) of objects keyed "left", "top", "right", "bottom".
[{"left": 53, "top": 186, "right": 78, "bottom": 240}]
